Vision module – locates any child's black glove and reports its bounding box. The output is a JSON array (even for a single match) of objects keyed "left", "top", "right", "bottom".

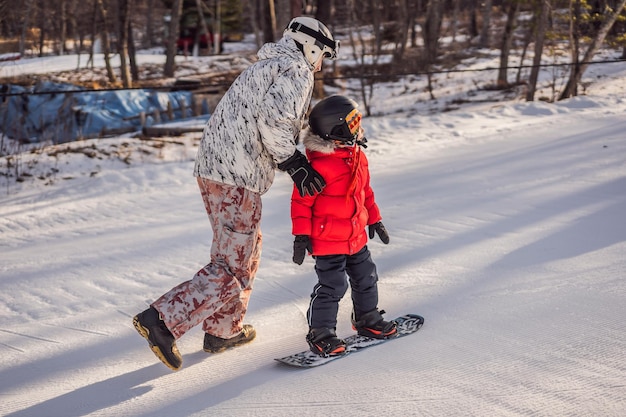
[
  {"left": 368, "top": 222, "right": 390, "bottom": 244},
  {"left": 292, "top": 235, "right": 312, "bottom": 265},
  {"left": 278, "top": 151, "right": 326, "bottom": 197}
]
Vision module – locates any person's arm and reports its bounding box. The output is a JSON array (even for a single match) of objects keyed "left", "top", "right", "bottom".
[
  {"left": 362, "top": 152, "right": 389, "bottom": 244},
  {"left": 290, "top": 183, "right": 316, "bottom": 264},
  {"left": 257, "top": 64, "right": 312, "bottom": 164},
  {"left": 278, "top": 151, "right": 325, "bottom": 197}
]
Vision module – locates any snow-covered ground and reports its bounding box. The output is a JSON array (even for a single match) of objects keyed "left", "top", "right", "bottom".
[{"left": 1, "top": 43, "right": 625, "bottom": 416}]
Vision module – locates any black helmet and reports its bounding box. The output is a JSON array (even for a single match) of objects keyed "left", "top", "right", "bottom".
[{"left": 309, "top": 96, "right": 362, "bottom": 144}]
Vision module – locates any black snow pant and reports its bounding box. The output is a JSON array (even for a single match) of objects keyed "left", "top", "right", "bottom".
[{"left": 307, "top": 246, "right": 379, "bottom": 329}]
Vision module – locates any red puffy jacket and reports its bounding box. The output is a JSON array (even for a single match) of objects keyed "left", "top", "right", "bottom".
[{"left": 290, "top": 132, "right": 382, "bottom": 256}]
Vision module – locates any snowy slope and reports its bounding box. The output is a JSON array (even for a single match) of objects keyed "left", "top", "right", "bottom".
[{"left": 1, "top": 57, "right": 626, "bottom": 416}]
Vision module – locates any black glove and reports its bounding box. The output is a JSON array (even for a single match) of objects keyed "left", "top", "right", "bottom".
[
  {"left": 368, "top": 222, "right": 390, "bottom": 244},
  {"left": 278, "top": 151, "right": 326, "bottom": 197},
  {"left": 293, "top": 235, "right": 312, "bottom": 265}
]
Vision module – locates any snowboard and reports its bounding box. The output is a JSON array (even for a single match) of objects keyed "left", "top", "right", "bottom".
[{"left": 275, "top": 313, "right": 424, "bottom": 368}]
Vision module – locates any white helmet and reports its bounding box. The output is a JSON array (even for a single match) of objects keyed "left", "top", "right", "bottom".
[{"left": 283, "top": 17, "right": 339, "bottom": 66}]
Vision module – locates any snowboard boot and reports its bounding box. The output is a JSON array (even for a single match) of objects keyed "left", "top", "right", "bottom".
[
  {"left": 203, "top": 324, "right": 256, "bottom": 353},
  {"left": 133, "top": 306, "right": 182, "bottom": 371},
  {"left": 306, "top": 327, "right": 346, "bottom": 357},
  {"left": 352, "top": 309, "right": 397, "bottom": 339}
]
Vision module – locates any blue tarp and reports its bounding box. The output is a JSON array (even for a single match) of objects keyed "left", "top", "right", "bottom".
[{"left": 0, "top": 82, "right": 195, "bottom": 143}]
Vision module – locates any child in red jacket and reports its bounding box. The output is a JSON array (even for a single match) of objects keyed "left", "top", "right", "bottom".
[{"left": 290, "top": 95, "right": 397, "bottom": 357}]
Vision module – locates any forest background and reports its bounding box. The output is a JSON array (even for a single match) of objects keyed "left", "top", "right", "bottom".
[{"left": 1, "top": 0, "right": 625, "bottom": 105}]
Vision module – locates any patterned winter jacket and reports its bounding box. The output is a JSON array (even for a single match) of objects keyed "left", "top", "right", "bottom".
[
  {"left": 193, "top": 37, "right": 315, "bottom": 194},
  {"left": 290, "top": 131, "right": 382, "bottom": 256}
]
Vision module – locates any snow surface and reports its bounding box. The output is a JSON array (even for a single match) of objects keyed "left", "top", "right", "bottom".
[{"left": 1, "top": 46, "right": 626, "bottom": 416}]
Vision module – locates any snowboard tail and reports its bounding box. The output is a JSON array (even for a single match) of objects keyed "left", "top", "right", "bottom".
[{"left": 275, "top": 313, "right": 424, "bottom": 368}]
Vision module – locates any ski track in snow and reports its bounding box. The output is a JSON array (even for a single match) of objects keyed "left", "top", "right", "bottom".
[{"left": 1, "top": 70, "right": 626, "bottom": 415}]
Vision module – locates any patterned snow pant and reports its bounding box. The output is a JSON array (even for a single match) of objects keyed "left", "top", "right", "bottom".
[
  {"left": 307, "top": 246, "right": 379, "bottom": 329},
  {"left": 152, "top": 177, "right": 262, "bottom": 339}
]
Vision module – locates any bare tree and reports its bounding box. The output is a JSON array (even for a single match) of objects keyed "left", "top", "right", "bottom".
[
  {"left": 315, "top": 0, "right": 332, "bottom": 23},
  {"left": 526, "top": 0, "right": 550, "bottom": 101},
  {"left": 164, "top": 0, "right": 183, "bottom": 78},
  {"left": 561, "top": 0, "right": 582, "bottom": 98},
  {"left": 479, "top": 0, "right": 493, "bottom": 48},
  {"left": 128, "top": 1, "right": 139, "bottom": 82},
  {"left": 194, "top": 0, "right": 211, "bottom": 55},
  {"left": 96, "top": 0, "right": 117, "bottom": 83},
  {"left": 243, "top": 0, "right": 263, "bottom": 49},
  {"left": 469, "top": 0, "right": 480, "bottom": 38},
  {"left": 275, "top": 0, "right": 291, "bottom": 35},
  {"left": 37, "top": 0, "right": 47, "bottom": 56},
  {"left": 451, "top": 0, "right": 460, "bottom": 42},
  {"left": 559, "top": 0, "right": 626, "bottom": 99},
  {"left": 262, "top": 0, "right": 277, "bottom": 43},
  {"left": 422, "top": 0, "right": 444, "bottom": 65},
  {"left": 391, "top": 0, "right": 411, "bottom": 65},
  {"left": 59, "top": 0, "right": 67, "bottom": 55},
  {"left": 290, "top": 0, "right": 303, "bottom": 17},
  {"left": 347, "top": 0, "right": 385, "bottom": 115},
  {"left": 146, "top": 0, "right": 155, "bottom": 48},
  {"left": 68, "top": 0, "right": 79, "bottom": 53},
  {"left": 119, "top": 0, "right": 133, "bottom": 87},
  {"left": 497, "top": 0, "right": 521, "bottom": 87},
  {"left": 19, "top": 0, "right": 35, "bottom": 56}
]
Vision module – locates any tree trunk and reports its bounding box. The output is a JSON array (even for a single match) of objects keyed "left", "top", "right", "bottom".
[
  {"left": 392, "top": 0, "right": 410, "bottom": 65},
  {"left": 497, "top": 0, "right": 520, "bottom": 87},
  {"left": 526, "top": 0, "right": 549, "bottom": 101},
  {"left": 347, "top": 0, "right": 374, "bottom": 115},
  {"left": 290, "top": 0, "right": 303, "bottom": 18},
  {"left": 19, "top": 0, "right": 34, "bottom": 56},
  {"left": 128, "top": 17, "right": 139, "bottom": 81},
  {"left": 68, "top": 0, "right": 78, "bottom": 53},
  {"left": 96, "top": 0, "right": 117, "bottom": 83},
  {"left": 263, "top": 0, "right": 277, "bottom": 43},
  {"left": 469, "top": 0, "right": 479, "bottom": 38},
  {"left": 451, "top": 0, "right": 460, "bottom": 42},
  {"left": 88, "top": 0, "right": 97, "bottom": 68},
  {"left": 516, "top": 7, "right": 536, "bottom": 84},
  {"left": 213, "top": 0, "right": 221, "bottom": 54},
  {"left": 422, "top": 0, "right": 444, "bottom": 65},
  {"left": 119, "top": 0, "right": 132, "bottom": 88},
  {"left": 559, "top": 0, "right": 626, "bottom": 100},
  {"left": 164, "top": 0, "right": 183, "bottom": 78},
  {"left": 244, "top": 0, "right": 263, "bottom": 49},
  {"left": 410, "top": 0, "right": 419, "bottom": 47},
  {"left": 315, "top": 0, "right": 332, "bottom": 24},
  {"left": 146, "top": 0, "right": 155, "bottom": 48},
  {"left": 275, "top": 0, "right": 291, "bottom": 35},
  {"left": 479, "top": 0, "right": 493, "bottom": 48},
  {"left": 194, "top": 0, "right": 211, "bottom": 55},
  {"left": 60, "top": 0, "right": 67, "bottom": 55},
  {"left": 563, "top": 0, "right": 581, "bottom": 98},
  {"left": 38, "top": 0, "right": 46, "bottom": 57}
]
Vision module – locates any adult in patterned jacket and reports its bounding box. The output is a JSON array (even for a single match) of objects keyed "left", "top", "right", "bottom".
[
  {"left": 290, "top": 95, "right": 397, "bottom": 357},
  {"left": 133, "top": 17, "right": 339, "bottom": 371}
]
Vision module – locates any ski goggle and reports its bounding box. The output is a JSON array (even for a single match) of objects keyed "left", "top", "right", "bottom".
[
  {"left": 333, "top": 136, "right": 368, "bottom": 149},
  {"left": 331, "top": 110, "right": 367, "bottom": 148},
  {"left": 321, "top": 40, "right": 339, "bottom": 59}
]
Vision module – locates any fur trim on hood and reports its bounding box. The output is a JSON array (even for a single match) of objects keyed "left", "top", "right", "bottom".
[{"left": 300, "top": 128, "right": 337, "bottom": 154}]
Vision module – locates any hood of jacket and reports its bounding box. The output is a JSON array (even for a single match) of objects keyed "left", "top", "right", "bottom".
[
  {"left": 258, "top": 36, "right": 314, "bottom": 71},
  {"left": 301, "top": 128, "right": 338, "bottom": 154}
]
